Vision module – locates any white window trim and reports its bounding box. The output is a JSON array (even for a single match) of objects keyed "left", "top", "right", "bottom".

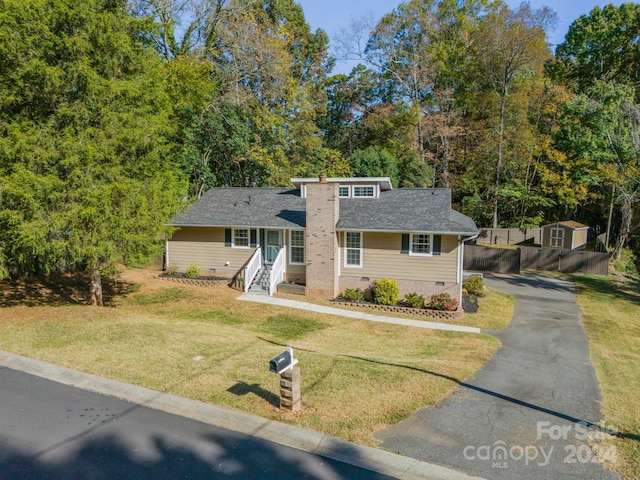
[
  {"left": 344, "top": 231, "right": 363, "bottom": 268},
  {"left": 289, "top": 230, "right": 306, "bottom": 265},
  {"left": 409, "top": 233, "right": 433, "bottom": 256},
  {"left": 338, "top": 186, "right": 351, "bottom": 198},
  {"left": 352, "top": 185, "right": 376, "bottom": 198},
  {"left": 232, "top": 228, "right": 250, "bottom": 249}
]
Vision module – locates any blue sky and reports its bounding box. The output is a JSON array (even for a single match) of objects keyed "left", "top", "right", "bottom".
[{"left": 296, "top": 0, "right": 626, "bottom": 74}]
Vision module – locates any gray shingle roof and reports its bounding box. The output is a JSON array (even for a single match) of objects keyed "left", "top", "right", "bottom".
[
  {"left": 170, "top": 188, "right": 306, "bottom": 229},
  {"left": 338, "top": 189, "right": 477, "bottom": 234},
  {"left": 169, "top": 187, "right": 478, "bottom": 235}
]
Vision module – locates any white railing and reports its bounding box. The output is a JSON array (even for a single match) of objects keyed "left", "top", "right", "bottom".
[
  {"left": 268, "top": 246, "right": 286, "bottom": 296},
  {"left": 244, "top": 247, "right": 262, "bottom": 293}
]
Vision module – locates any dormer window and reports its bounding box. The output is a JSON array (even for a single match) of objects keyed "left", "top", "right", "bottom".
[
  {"left": 353, "top": 186, "right": 375, "bottom": 197},
  {"left": 291, "top": 177, "right": 390, "bottom": 198}
]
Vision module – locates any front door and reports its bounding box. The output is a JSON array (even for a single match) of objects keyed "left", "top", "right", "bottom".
[{"left": 264, "top": 230, "right": 281, "bottom": 264}]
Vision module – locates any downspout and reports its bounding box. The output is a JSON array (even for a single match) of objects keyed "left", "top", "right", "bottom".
[
  {"left": 165, "top": 239, "right": 169, "bottom": 271},
  {"left": 459, "top": 233, "right": 479, "bottom": 308}
]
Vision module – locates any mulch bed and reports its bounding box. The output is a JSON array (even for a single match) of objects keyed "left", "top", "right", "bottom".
[{"left": 462, "top": 294, "right": 479, "bottom": 313}]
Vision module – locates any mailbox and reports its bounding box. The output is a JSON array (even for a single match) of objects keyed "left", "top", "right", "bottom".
[{"left": 269, "top": 346, "right": 298, "bottom": 374}]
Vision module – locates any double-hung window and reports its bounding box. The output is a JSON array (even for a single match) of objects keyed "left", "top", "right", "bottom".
[
  {"left": 345, "top": 232, "right": 362, "bottom": 267},
  {"left": 410, "top": 233, "right": 432, "bottom": 256},
  {"left": 233, "top": 228, "right": 249, "bottom": 248},
  {"left": 339, "top": 186, "right": 350, "bottom": 197},
  {"left": 289, "top": 230, "right": 305, "bottom": 265}
]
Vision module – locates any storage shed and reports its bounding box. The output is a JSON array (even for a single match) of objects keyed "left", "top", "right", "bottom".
[{"left": 542, "top": 221, "right": 589, "bottom": 250}]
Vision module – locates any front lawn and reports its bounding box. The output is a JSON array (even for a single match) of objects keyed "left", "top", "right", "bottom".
[{"left": 0, "top": 268, "right": 510, "bottom": 446}]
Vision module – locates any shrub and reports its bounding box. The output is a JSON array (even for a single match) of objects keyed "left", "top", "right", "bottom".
[
  {"left": 372, "top": 278, "right": 399, "bottom": 306},
  {"left": 184, "top": 263, "right": 200, "bottom": 279},
  {"left": 463, "top": 275, "right": 485, "bottom": 296},
  {"left": 428, "top": 293, "right": 459, "bottom": 311},
  {"left": 166, "top": 264, "right": 178, "bottom": 276},
  {"left": 404, "top": 292, "right": 425, "bottom": 309},
  {"left": 610, "top": 247, "right": 639, "bottom": 278},
  {"left": 343, "top": 288, "right": 365, "bottom": 302}
]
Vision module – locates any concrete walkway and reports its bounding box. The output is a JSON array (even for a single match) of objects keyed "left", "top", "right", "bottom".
[
  {"left": 376, "top": 273, "right": 619, "bottom": 480},
  {"left": 0, "top": 350, "right": 484, "bottom": 480},
  {"left": 237, "top": 293, "right": 481, "bottom": 334}
]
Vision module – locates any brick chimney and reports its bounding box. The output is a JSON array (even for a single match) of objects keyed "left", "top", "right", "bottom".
[{"left": 305, "top": 175, "right": 339, "bottom": 298}]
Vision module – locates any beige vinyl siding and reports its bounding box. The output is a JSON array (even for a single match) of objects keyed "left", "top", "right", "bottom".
[
  {"left": 340, "top": 232, "right": 459, "bottom": 283},
  {"left": 285, "top": 229, "right": 306, "bottom": 276},
  {"left": 168, "top": 227, "right": 255, "bottom": 273}
]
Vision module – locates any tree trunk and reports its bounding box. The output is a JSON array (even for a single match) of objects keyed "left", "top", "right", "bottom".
[
  {"left": 439, "top": 131, "right": 451, "bottom": 188},
  {"left": 492, "top": 93, "right": 507, "bottom": 229},
  {"left": 614, "top": 192, "right": 634, "bottom": 260},
  {"left": 90, "top": 265, "right": 104, "bottom": 306}
]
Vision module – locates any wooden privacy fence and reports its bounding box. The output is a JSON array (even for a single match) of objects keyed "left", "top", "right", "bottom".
[
  {"left": 476, "top": 228, "right": 542, "bottom": 246},
  {"left": 464, "top": 245, "right": 610, "bottom": 276},
  {"left": 520, "top": 247, "right": 610, "bottom": 276},
  {"left": 464, "top": 245, "right": 521, "bottom": 274}
]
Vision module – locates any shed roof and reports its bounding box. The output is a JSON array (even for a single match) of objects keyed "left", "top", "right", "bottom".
[{"left": 544, "top": 221, "right": 589, "bottom": 230}]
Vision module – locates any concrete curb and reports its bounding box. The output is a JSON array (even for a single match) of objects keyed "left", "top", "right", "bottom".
[
  {"left": 0, "top": 350, "right": 485, "bottom": 480},
  {"left": 237, "top": 293, "right": 482, "bottom": 334}
]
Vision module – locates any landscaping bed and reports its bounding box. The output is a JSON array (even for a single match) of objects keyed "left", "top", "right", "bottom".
[
  {"left": 159, "top": 273, "right": 231, "bottom": 287},
  {"left": 331, "top": 299, "right": 464, "bottom": 320}
]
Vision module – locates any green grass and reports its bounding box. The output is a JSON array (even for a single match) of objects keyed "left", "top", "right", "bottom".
[
  {"left": 574, "top": 274, "right": 640, "bottom": 479},
  {"left": 0, "top": 270, "right": 512, "bottom": 446},
  {"left": 125, "top": 287, "right": 192, "bottom": 305},
  {"left": 465, "top": 287, "right": 515, "bottom": 329},
  {"left": 256, "top": 314, "right": 329, "bottom": 341}
]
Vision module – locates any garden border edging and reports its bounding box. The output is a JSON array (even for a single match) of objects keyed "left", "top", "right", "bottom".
[{"left": 331, "top": 301, "right": 464, "bottom": 321}]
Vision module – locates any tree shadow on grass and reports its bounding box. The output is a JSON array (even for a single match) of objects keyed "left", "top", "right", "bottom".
[
  {"left": 573, "top": 274, "right": 640, "bottom": 307},
  {"left": 258, "top": 337, "right": 639, "bottom": 444},
  {"left": 0, "top": 274, "right": 137, "bottom": 307}
]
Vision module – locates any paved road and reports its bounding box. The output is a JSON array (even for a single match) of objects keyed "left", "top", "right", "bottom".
[
  {"left": 0, "top": 367, "right": 397, "bottom": 480},
  {"left": 377, "top": 273, "right": 620, "bottom": 480}
]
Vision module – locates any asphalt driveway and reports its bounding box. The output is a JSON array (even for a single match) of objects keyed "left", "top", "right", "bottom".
[{"left": 377, "top": 273, "right": 620, "bottom": 480}]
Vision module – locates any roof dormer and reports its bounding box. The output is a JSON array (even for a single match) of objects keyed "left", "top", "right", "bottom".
[{"left": 291, "top": 176, "right": 393, "bottom": 199}]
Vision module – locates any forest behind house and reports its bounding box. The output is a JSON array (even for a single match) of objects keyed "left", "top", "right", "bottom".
[{"left": 1, "top": 0, "right": 639, "bottom": 304}]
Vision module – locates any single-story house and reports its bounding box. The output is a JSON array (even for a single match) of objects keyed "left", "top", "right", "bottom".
[
  {"left": 542, "top": 221, "right": 589, "bottom": 250},
  {"left": 166, "top": 175, "right": 479, "bottom": 304}
]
